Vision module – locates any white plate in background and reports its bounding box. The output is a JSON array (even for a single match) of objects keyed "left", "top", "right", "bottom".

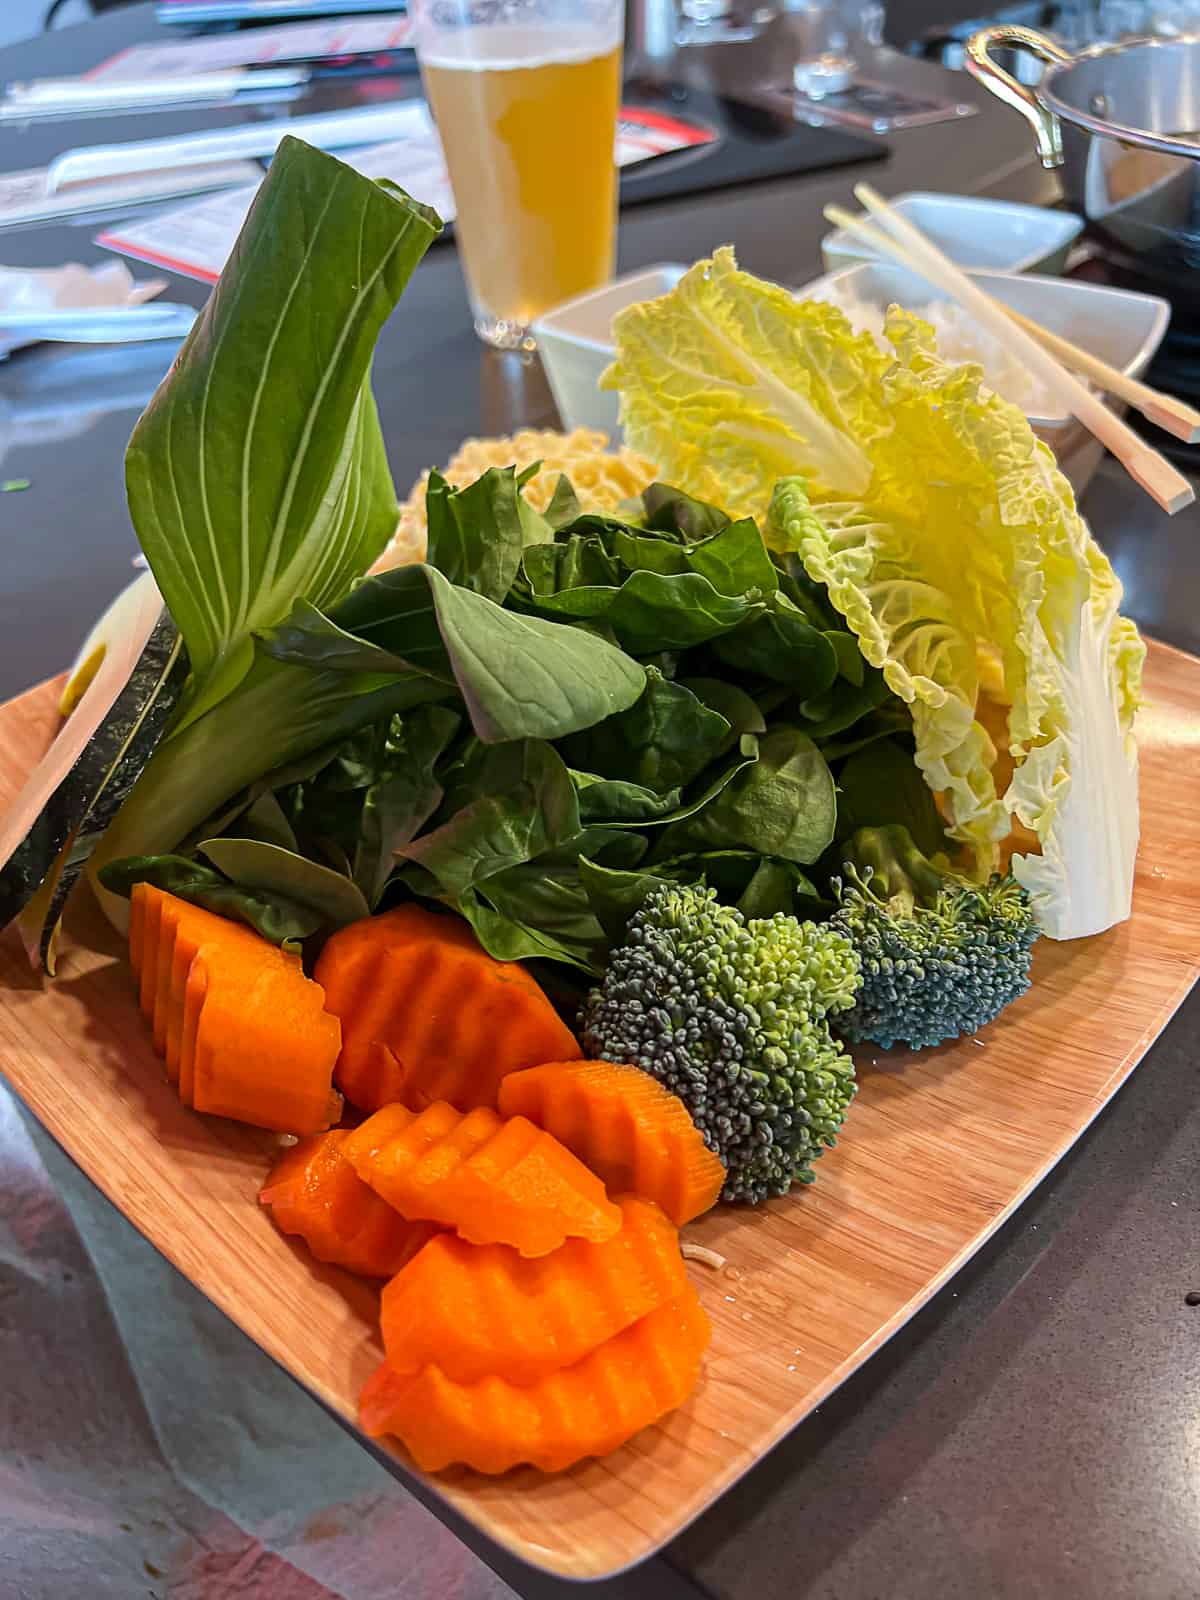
[{"left": 820, "top": 192, "right": 1084, "bottom": 275}]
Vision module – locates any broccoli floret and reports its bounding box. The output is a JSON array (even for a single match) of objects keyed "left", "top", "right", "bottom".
[
  {"left": 830, "top": 824, "right": 1039, "bottom": 1050},
  {"left": 579, "top": 882, "right": 861, "bottom": 1204}
]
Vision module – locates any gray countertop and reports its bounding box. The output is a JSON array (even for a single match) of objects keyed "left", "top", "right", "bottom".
[{"left": 0, "top": 8, "right": 1197, "bottom": 1599}]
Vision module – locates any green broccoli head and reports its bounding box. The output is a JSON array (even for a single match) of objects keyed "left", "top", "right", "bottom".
[
  {"left": 578, "top": 882, "right": 861, "bottom": 1205},
  {"left": 830, "top": 824, "right": 1039, "bottom": 1050}
]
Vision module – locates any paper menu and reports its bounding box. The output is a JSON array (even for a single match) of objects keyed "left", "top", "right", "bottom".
[
  {"left": 86, "top": 17, "right": 413, "bottom": 80},
  {"left": 616, "top": 107, "right": 715, "bottom": 166},
  {"left": 156, "top": 0, "right": 404, "bottom": 19},
  {"left": 96, "top": 185, "right": 260, "bottom": 285},
  {"left": 97, "top": 106, "right": 717, "bottom": 285},
  {"left": 351, "top": 134, "right": 455, "bottom": 222},
  {"left": 96, "top": 122, "right": 452, "bottom": 285},
  {"left": 0, "top": 160, "right": 264, "bottom": 232}
]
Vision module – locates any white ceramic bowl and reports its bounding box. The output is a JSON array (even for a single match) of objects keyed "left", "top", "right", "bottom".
[
  {"left": 532, "top": 264, "right": 686, "bottom": 444},
  {"left": 800, "top": 260, "right": 1170, "bottom": 436},
  {"left": 820, "top": 192, "right": 1085, "bottom": 276}
]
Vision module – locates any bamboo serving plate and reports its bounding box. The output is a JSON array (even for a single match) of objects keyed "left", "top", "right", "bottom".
[{"left": 1, "top": 640, "right": 1198, "bottom": 1581}]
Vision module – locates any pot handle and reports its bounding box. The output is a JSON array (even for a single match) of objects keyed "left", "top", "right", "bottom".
[{"left": 965, "top": 25, "right": 1074, "bottom": 170}]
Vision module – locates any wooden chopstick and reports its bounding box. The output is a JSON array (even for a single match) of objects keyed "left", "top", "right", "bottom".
[
  {"left": 824, "top": 203, "right": 1200, "bottom": 445},
  {"left": 849, "top": 182, "right": 1193, "bottom": 515},
  {"left": 1000, "top": 306, "right": 1200, "bottom": 444}
]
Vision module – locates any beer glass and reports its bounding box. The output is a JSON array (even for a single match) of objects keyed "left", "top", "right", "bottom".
[{"left": 412, "top": 0, "right": 624, "bottom": 349}]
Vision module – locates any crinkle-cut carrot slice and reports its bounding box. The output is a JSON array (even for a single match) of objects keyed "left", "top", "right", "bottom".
[
  {"left": 315, "top": 905, "right": 580, "bottom": 1114},
  {"left": 128, "top": 885, "right": 342, "bottom": 1135},
  {"left": 343, "top": 1101, "right": 621, "bottom": 1257},
  {"left": 162, "top": 897, "right": 265, "bottom": 1078},
  {"left": 260, "top": 1131, "right": 438, "bottom": 1278},
  {"left": 131, "top": 884, "right": 279, "bottom": 1081},
  {"left": 191, "top": 954, "right": 341, "bottom": 1134},
  {"left": 359, "top": 1290, "right": 711, "bottom": 1474},
  {"left": 498, "top": 1060, "right": 726, "bottom": 1225},
  {"left": 380, "top": 1194, "right": 687, "bottom": 1384}
]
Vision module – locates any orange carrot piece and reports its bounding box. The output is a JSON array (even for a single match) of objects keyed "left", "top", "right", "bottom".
[
  {"left": 343, "top": 1101, "right": 621, "bottom": 1257},
  {"left": 129, "top": 879, "right": 147, "bottom": 977},
  {"left": 165, "top": 912, "right": 201, "bottom": 1086},
  {"left": 163, "top": 896, "right": 249, "bottom": 1080},
  {"left": 136, "top": 882, "right": 166, "bottom": 1020},
  {"left": 380, "top": 1194, "right": 687, "bottom": 1384},
  {"left": 498, "top": 1060, "right": 726, "bottom": 1225},
  {"left": 127, "top": 887, "right": 342, "bottom": 1135},
  {"left": 260, "top": 1131, "right": 438, "bottom": 1278},
  {"left": 191, "top": 953, "right": 342, "bottom": 1133},
  {"left": 359, "top": 1290, "right": 711, "bottom": 1473},
  {"left": 132, "top": 885, "right": 274, "bottom": 1082},
  {"left": 315, "top": 905, "right": 581, "bottom": 1114},
  {"left": 179, "top": 956, "right": 207, "bottom": 1108},
  {"left": 155, "top": 895, "right": 230, "bottom": 1061}
]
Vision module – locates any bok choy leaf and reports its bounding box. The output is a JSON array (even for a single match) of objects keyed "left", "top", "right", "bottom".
[{"left": 127, "top": 136, "right": 442, "bottom": 732}]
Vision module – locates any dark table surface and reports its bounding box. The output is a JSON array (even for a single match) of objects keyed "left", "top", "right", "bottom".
[{"left": 1, "top": 8, "right": 1197, "bottom": 1600}]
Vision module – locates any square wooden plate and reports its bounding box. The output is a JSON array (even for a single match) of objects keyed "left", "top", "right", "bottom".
[{"left": 1, "top": 639, "right": 1198, "bottom": 1581}]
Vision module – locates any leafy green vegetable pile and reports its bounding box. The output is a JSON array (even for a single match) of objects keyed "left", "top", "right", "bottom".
[{"left": 103, "top": 463, "right": 934, "bottom": 978}]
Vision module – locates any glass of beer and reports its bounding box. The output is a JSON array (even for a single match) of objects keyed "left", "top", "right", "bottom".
[{"left": 412, "top": 0, "right": 623, "bottom": 349}]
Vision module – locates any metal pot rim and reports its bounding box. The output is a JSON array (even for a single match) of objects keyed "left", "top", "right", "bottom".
[{"left": 1038, "top": 31, "right": 1200, "bottom": 160}]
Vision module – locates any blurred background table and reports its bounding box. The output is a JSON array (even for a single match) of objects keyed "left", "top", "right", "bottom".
[{"left": 0, "top": 6, "right": 1197, "bottom": 1600}]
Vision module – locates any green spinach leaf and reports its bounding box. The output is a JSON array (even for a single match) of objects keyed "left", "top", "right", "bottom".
[
  {"left": 658, "top": 726, "right": 836, "bottom": 865},
  {"left": 98, "top": 853, "right": 322, "bottom": 944},
  {"left": 711, "top": 593, "right": 839, "bottom": 694},
  {"left": 423, "top": 565, "right": 646, "bottom": 743},
  {"left": 522, "top": 536, "right": 623, "bottom": 596},
  {"left": 560, "top": 667, "right": 730, "bottom": 793},
  {"left": 686, "top": 518, "right": 779, "bottom": 597},
  {"left": 799, "top": 667, "right": 896, "bottom": 741},
  {"left": 198, "top": 835, "right": 369, "bottom": 926},
  {"left": 530, "top": 569, "right": 762, "bottom": 651},
  {"left": 255, "top": 596, "right": 447, "bottom": 679},
  {"left": 544, "top": 474, "right": 582, "bottom": 530},
  {"left": 472, "top": 859, "right": 605, "bottom": 970},
  {"left": 354, "top": 703, "right": 461, "bottom": 904},
  {"left": 572, "top": 734, "right": 757, "bottom": 830},
  {"left": 237, "top": 791, "right": 298, "bottom": 852},
  {"left": 578, "top": 856, "right": 673, "bottom": 941},
  {"left": 397, "top": 739, "right": 579, "bottom": 897},
  {"left": 826, "top": 630, "right": 865, "bottom": 687},
  {"left": 573, "top": 773, "right": 683, "bottom": 824},
  {"left": 693, "top": 852, "right": 819, "bottom": 917},
  {"left": 818, "top": 702, "right": 913, "bottom": 761},
  {"left": 678, "top": 677, "right": 767, "bottom": 750},
  {"left": 609, "top": 525, "right": 689, "bottom": 576},
  {"left": 641, "top": 482, "right": 730, "bottom": 540},
  {"left": 425, "top": 466, "right": 526, "bottom": 602},
  {"left": 328, "top": 564, "right": 453, "bottom": 677},
  {"left": 452, "top": 885, "right": 602, "bottom": 973},
  {"left": 834, "top": 736, "right": 946, "bottom": 857}
]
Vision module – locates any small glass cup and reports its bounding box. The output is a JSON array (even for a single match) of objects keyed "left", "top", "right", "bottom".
[{"left": 412, "top": 0, "right": 624, "bottom": 350}]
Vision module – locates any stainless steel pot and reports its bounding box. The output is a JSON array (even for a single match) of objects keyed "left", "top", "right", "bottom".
[{"left": 967, "top": 27, "right": 1200, "bottom": 294}]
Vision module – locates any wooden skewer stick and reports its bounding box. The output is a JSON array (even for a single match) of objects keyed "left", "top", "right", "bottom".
[
  {"left": 845, "top": 182, "right": 1193, "bottom": 515},
  {"left": 824, "top": 202, "right": 1200, "bottom": 445}
]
